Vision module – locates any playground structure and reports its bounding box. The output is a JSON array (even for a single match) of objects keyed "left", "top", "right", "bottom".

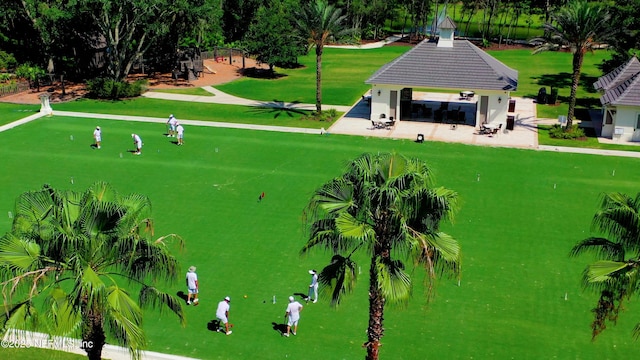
[{"left": 171, "top": 47, "right": 247, "bottom": 82}]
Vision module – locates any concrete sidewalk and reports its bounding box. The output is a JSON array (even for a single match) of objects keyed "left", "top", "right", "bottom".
[{"left": 142, "top": 86, "right": 352, "bottom": 113}]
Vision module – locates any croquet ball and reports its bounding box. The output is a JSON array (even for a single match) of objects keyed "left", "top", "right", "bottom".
[{"left": 244, "top": 295, "right": 248, "bottom": 298}]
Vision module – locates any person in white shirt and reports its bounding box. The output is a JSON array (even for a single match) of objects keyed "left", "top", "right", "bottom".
[
  {"left": 216, "top": 296, "right": 232, "bottom": 335},
  {"left": 307, "top": 269, "right": 318, "bottom": 303},
  {"left": 167, "top": 114, "right": 178, "bottom": 137},
  {"left": 176, "top": 124, "right": 184, "bottom": 145},
  {"left": 185, "top": 266, "right": 198, "bottom": 305},
  {"left": 131, "top": 133, "right": 142, "bottom": 155},
  {"left": 93, "top": 126, "right": 101, "bottom": 149},
  {"left": 284, "top": 296, "right": 303, "bottom": 337}
]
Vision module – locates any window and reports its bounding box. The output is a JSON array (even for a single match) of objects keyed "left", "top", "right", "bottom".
[{"left": 636, "top": 113, "right": 640, "bottom": 129}]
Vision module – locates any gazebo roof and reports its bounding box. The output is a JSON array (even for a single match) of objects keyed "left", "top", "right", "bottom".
[{"left": 365, "top": 39, "right": 518, "bottom": 91}]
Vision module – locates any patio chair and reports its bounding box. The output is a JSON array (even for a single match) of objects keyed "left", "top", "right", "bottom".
[
  {"left": 385, "top": 120, "right": 395, "bottom": 130},
  {"left": 489, "top": 123, "right": 502, "bottom": 136}
]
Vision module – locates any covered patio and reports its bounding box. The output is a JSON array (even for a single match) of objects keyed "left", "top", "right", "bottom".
[{"left": 329, "top": 92, "right": 539, "bottom": 149}]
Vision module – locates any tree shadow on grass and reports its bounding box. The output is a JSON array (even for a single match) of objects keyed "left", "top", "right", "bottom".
[
  {"left": 247, "top": 101, "right": 309, "bottom": 119},
  {"left": 527, "top": 73, "right": 600, "bottom": 98},
  {"left": 240, "top": 67, "right": 288, "bottom": 80}
]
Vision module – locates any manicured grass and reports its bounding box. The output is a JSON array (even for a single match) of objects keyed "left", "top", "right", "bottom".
[
  {"left": 54, "top": 98, "right": 329, "bottom": 129},
  {"left": 1, "top": 116, "right": 639, "bottom": 359},
  {"left": 216, "top": 47, "right": 411, "bottom": 106},
  {"left": 0, "top": 102, "right": 40, "bottom": 126},
  {"left": 487, "top": 49, "right": 610, "bottom": 102},
  {"left": 151, "top": 87, "right": 215, "bottom": 96}
]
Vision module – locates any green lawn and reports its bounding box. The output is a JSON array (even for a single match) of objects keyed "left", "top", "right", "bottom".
[
  {"left": 216, "top": 47, "right": 411, "bottom": 106},
  {"left": 0, "top": 102, "right": 40, "bottom": 126},
  {"left": 53, "top": 98, "right": 327, "bottom": 129},
  {"left": 1, "top": 116, "right": 639, "bottom": 359}
]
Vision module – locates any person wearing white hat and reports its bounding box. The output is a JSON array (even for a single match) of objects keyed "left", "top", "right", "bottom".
[
  {"left": 284, "top": 296, "right": 303, "bottom": 337},
  {"left": 131, "top": 133, "right": 142, "bottom": 155},
  {"left": 216, "top": 296, "right": 232, "bottom": 335},
  {"left": 93, "top": 126, "right": 102, "bottom": 149},
  {"left": 185, "top": 266, "right": 198, "bottom": 305},
  {"left": 167, "top": 114, "right": 178, "bottom": 137},
  {"left": 306, "top": 269, "right": 318, "bottom": 303}
]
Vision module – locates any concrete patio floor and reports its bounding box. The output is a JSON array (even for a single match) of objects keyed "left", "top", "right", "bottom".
[{"left": 329, "top": 92, "right": 540, "bottom": 149}]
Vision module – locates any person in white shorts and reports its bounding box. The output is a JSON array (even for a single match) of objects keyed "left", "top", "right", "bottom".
[
  {"left": 176, "top": 123, "right": 184, "bottom": 145},
  {"left": 167, "top": 114, "right": 178, "bottom": 137},
  {"left": 93, "top": 126, "right": 102, "bottom": 149},
  {"left": 284, "top": 296, "right": 303, "bottom": 337},
  {"left": 131, "top": 133, "right": 142, "bottom": 155},
  {"left": 307, "top": 269, "right": 318, "bottom": 303},
  {"left": 185, "top": 266, "right": 198, "bottom": 305},
  {"left": 216, "top": 296, "right": 232, "bottom": 335}
]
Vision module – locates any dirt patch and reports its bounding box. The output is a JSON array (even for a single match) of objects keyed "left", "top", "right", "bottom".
[{"left": 0, "top": 57, "right": 269, "bottom": 105}]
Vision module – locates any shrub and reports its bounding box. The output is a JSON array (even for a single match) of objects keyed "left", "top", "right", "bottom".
[
  {"left": 15, "top": 63, "right": 45, "bottom": 88},
  {"left": 302, "top": 109, "right": 339, "bottom": 122},
  {"left": 0, "top": 51, "right": 17, "bottom": 71},
  {"left": 548, "top": 124, "right": 586, "bottom": 139},
  {"left": 0, "top": 73, "right": 14, "bottom": 82},
  {"left": 86, "top": 78, "right": 148, "bottom": 99}
]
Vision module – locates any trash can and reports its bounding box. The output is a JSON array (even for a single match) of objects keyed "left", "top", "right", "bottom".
[
  {"left": 508, "top": 99, "right": 516, "bottom": 112},
  {"left": 537, "top": 87, "right": 547, "bottom": 104},
  {"left": 506, "top": 115, "right": 515, "bottom": 130}
]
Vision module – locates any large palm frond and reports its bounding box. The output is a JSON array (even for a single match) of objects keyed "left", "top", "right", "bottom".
[
  {"left": 573, "top": 191, "right": 640, "bottom": 339},
  {"left": 318, "top": 255, "right": 358, "bottom": 306},
  {"left": 532, "top": 0, "right": 612, "bottom": 54}
]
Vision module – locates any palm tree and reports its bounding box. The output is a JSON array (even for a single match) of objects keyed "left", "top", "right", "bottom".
[
  {"left": 532, "top": 0, "right": 612, "bottom": 130},
  {"left": 302, "top": 153, "right": 461, "bottom": 360},
  {"left": 0, "top": 182, "right": 184, "bottom": 360},
  {"left": 295, "top": 0, "right": 353, "bottom": 114},
  {"left": 570, "top": 192, "right": 640, "bottom": 340}
]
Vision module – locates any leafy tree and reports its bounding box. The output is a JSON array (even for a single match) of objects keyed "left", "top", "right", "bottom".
[
  {"left": 84, "top": 0, "right": 216, "bottom": 81},
  {"left": 245, "top": 0, "right": 304, "bottom": 71},
  {"left": 601, "top": 0, "right": 640, "bottom": 72},
  {"left": 221, "top": 0, "right": 262, "bottom": 43},
  {"left": 571, "top": 192, "right": 640, "bottom": 340},
  {"left": 15, "top": 63, "right": 45, "bottom": 89},
  {"left": 295, "top": 0, "right": 354, "bottom": 114},
  {"left": 302, "top": 153, "right": 461, "bottom": 360},
  {"left": 10, "top": 0, "right": 79, "bottom": 71},
  {"left": 0, "top": 182, "right": 184, "bottom": 360},
  {"left": 532, "top": 0, "right": 613, "bottom": 131}
]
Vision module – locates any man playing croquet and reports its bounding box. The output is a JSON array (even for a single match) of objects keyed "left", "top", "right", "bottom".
[
  {"left": 284, "top": 296, "right": 303, "bottom": 337},
  {"left": 216, "top": 296, "right": 232, "bottom": 335}
]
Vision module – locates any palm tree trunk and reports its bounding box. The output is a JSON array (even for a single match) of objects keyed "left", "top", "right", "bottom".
[
  {"left": 566, "top": 51, "right": 584, "bottom": 130},
  {"left": 83, "top": 308, "right": 106, "bottom": 360},
  {"left": 365, "top": 260, "right": 385, "bottom": 360},
  {"left": 315, "top": 45, "right": 323, "bottom": 114}
]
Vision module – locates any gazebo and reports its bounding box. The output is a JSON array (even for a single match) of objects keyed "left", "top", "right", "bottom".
[
  {"left": 365, "top": 17, "right": 518, "bottom": 128},
  {"left": 593, "top": 56, "right": 640, "bottom": 142}
]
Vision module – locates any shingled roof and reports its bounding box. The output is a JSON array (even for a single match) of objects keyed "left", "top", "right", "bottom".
[
  {"left": 594, "top": 56, "right": 640, "bottom": 106},
  {"left": 593, "top": 56, "right": 640, "bottom": 91},
  {"left": 365, "top": 39, "right": 518, "bottom": 91}
]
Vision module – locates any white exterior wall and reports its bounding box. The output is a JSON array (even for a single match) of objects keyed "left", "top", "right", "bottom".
[
  {"left": 611, "top": 105, "right": 640, "bottom": 142},
  {"left": 370, "top": 85, "right": 402, "bottom": 120},
  {"left": 476, "top": 91, "right": 510, "bottom": 126}
]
